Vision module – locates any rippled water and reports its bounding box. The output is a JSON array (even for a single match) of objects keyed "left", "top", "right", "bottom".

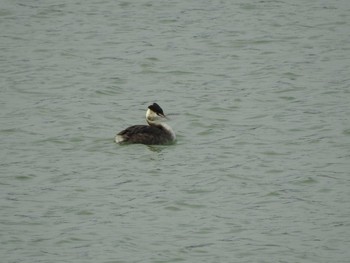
[{"left": 1, "top": 0, "right": 350, "bottom": 262}]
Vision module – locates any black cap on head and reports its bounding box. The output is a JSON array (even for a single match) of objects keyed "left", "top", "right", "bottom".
[{"left": 148, "top": 103, "right": 164, "bottom": 116}]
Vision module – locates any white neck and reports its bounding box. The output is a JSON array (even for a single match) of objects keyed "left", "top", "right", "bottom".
[
  {"left": 145, "top": 109, "right": 176, "bottom": 141},
  {"left": 160, "top": 122, "right": 176, "bottom": 141}
]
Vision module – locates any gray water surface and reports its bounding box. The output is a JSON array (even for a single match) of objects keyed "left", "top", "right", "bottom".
[{"left": 1, "top": 1, "right": 350, "bottom": 262}]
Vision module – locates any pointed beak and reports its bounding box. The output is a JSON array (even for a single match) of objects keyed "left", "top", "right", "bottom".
[{"left": 159, "top": 113, "right": 168, "bottom": 120}]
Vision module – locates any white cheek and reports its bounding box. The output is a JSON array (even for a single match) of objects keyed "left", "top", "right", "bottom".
[{"left": 146, "top": 109, "right": 157, "bottom": 120}]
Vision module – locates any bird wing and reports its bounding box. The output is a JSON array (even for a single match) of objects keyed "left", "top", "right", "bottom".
[{"left": 117, "top": 125, "right": 166, "bottom": 144}]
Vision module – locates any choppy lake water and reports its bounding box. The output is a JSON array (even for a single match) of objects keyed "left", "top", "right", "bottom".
[{"left": 1, "top": 0, "right": 350, "bottom": 262}]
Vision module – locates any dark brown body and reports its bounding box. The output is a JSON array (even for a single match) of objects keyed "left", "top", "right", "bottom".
[{"left": 117, "top": 124, "right": 174, "bottom": 145}]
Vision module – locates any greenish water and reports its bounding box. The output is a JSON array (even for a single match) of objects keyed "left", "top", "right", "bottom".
[{"left": 1, "top": 1, "right": 350, "bottom": 262}]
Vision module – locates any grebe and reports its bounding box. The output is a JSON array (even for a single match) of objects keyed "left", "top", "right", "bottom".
[{"left": 115, "top": 103, "right": 176, "bottom": 145}]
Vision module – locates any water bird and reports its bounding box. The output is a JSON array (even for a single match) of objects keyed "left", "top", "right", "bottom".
[{"left": 115, "top": 103, "right": 176, "bottom": 145}]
